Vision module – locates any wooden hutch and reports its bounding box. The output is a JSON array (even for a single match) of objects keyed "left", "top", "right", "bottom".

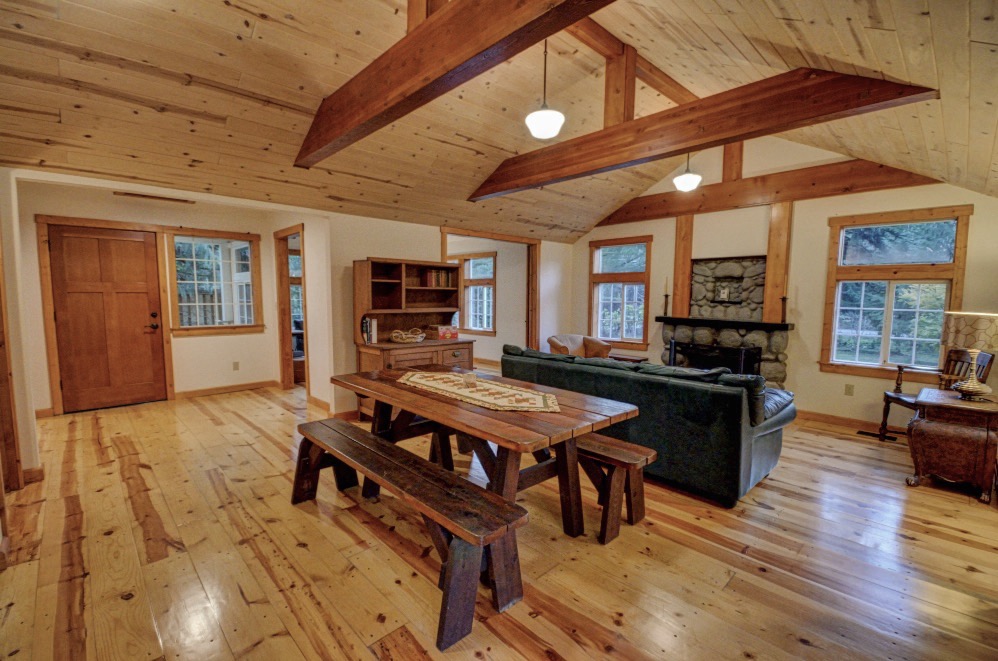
[{"left": 353, "top": 258, "right": 474, "bottom": 416}]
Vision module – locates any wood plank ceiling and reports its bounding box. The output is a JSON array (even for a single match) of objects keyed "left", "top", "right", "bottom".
[{"left": 0, "top": 1, "right": 994, "bottom": 242}]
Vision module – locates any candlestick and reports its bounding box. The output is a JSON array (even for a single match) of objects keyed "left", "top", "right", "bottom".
[{"left": 663, "top": 293, "right": 670, "bottom": 316}]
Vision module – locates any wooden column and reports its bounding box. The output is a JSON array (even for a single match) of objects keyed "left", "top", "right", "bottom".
[
  {"left": 604, "top": 45, "right": 636, "bottom": 127},
  {"left": 672, "top": 215, "right": 694, "bottom": 317},
  {"left": 407, "top": 0, "right": 448, "bottom": 32},
  {"left": 722, "top": 142, "right": 743, "bottom": 182},
  {"left": 762, "top": 202, "right": 793, "bottom": 323}
]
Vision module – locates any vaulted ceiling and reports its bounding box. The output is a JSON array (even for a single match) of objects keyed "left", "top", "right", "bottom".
[{"left": 0, "top": 1, "right": 994, "bottom": 242}]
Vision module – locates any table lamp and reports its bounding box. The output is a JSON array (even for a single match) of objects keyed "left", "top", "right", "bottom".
[{"left": 941, "top": 311, "right": 998, "bottom": 400}]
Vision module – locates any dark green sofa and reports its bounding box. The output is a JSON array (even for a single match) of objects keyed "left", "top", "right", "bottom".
[{"left": 501, "top": 346, "right": 796, "bottom": 507}]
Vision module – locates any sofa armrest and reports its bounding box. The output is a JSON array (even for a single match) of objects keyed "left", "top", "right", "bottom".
[{"left": 752, "top": 402, "right": 797, "bottom": 436}]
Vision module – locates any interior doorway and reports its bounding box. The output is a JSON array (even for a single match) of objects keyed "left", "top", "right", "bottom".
[
  {"left": 46, "top": 224, "right": 168, "bottom": 413},
  {"left": 275, "top": 225, "right": 308, "bottom": 391}
]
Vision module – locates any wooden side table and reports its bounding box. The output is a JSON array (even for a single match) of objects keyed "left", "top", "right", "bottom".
[{"left": 906, "top": 388, "right": 998, "bottom": 503}]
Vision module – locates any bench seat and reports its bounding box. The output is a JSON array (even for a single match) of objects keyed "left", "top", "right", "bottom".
[
  {"left": 292, "top": 419, "right": 528, "bottom": 650},
  {"left": 577, "top": 432, "right": 657, "bottom": 544}
]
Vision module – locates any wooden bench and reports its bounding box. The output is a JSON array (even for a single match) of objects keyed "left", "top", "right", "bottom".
[
  {"left": 576, "top": 432, "right": 657, "bottom": 544},
  {"left": 291, "top": 419, "right": 528, "bottom": 651}
]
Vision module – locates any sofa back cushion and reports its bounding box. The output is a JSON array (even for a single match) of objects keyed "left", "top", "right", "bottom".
[{"left": 637, "top": 364, "right": 731, "bottom": 382}]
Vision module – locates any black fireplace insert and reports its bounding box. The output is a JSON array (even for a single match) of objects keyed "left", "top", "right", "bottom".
[{"left": 667, "top": 340, "right": 762, "bottom": 375}]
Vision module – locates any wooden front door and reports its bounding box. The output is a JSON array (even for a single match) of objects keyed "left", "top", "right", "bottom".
[{"left": 49, "top": 225, "right": 167, "bottom": 413}]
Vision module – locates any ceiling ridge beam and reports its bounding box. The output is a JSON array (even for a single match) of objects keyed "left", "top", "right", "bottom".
[
  {"left": 564, "top": 17, "right": 699, "bottom": 105},
  {"left": 295, "top": 0, "right": 618, "bottom": 168},
  {"left": 469, "top": 68, "right": 937, "bottom": 201},
  {"left": 598, "top": 158, "right": 938, "bottom": 225}
]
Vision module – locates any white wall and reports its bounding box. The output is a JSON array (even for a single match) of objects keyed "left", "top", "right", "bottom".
[
  {"left": 576, "top": 137, "right": 998, "bottom": 426},
  {"left": 0, "top": 170, "right": 38, "bottom": 469},
  {"left": 446, "top": 235, "right": 527, "bottom": 361}
]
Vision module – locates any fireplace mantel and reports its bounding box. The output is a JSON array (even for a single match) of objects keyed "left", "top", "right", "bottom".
[{"left": 655, "top": 316, "right": 795, "bottom": 332}]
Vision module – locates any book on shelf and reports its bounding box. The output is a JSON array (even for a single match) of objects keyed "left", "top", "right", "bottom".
[{"left": 360, "top": 317, "right": 378, "bottom": 344}]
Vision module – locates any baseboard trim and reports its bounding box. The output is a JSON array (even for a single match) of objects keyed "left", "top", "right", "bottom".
[
  {"left": 176, "top": 380, "right": 281, "bottom": 399},
  {"left": 796, "top": 409, "right": 905, "bottom": 436},
  {"left": 307, "top": 394, "right": 330, "bottom": 411},
  {"left": 34, "top": 407, "right": 54, "bottom": 419},
  {"left": 332, "top": 410, "right": 359, "bottom": 421},
  {"left": 474, "top": 357, "right": 500, "bottom": 368},
  {"left": 22, "top": 467, "right": 44, "bottom": 484}
]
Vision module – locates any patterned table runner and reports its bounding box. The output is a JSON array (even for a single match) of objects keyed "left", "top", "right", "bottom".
[{"left": 398, "top": 372, "right": 560, "bottom": 412}]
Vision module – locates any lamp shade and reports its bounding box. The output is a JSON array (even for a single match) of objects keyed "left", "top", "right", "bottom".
[
  {"left": 942, "top": 311, "right": 998, "bottom": 350},
  {"left": 525, "top": 108, "right": 565, "bottom": 140},
  {"left": 673, "top": 171, "right": 702, "bottom": 192}
]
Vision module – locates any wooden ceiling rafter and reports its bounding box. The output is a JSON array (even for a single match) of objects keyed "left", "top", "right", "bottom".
[
  {"left": 295, "top": 0, "right": 619, "bottom": 168},
  {"left": 407, "top": 0, "right": 449, "bottom": 33},
  {"left": 564, "top": 17, "right": 699, "bottom": 106},
  {"left": 599, "top": 158, "right": 939, "bottom": 225},
  {"left": 469, "top": 68, "right": 938, "bottom": 201}
]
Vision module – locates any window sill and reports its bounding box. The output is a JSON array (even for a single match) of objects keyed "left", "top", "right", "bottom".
[
  {"left": 172, "top": 324, "right": 265, "bottom": 337},
  {"left": 818, "top": 361, "right": 940, "bottom": 384},
  {"left": 458, "top": 329, "right": 497, "bottom": 337},
  {"left": 606, "top": 340, "right": 650, "bottom": 352}
]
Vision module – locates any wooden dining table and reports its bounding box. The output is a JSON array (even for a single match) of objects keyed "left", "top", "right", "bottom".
[{"left": 331, "top": 364, "right": 638, "bottom": 609}]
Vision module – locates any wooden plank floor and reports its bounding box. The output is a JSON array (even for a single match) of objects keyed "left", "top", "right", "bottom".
[{"left": 2, "top": 386, "right": 998, "bottom": 660}]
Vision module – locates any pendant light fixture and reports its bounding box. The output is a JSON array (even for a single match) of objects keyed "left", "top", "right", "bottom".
[
  {"left": 525, "top": 39, "right": 565, "bottom": 140},
  {"left": 672, "top": 153, "right": 702, "bottom": 192}
]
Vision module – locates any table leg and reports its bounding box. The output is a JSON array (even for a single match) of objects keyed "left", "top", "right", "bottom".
[
  {"left": 491, "top": 447, "right": 522, "bottom": 502},
  {"left": 554, "top": 438, "right": 585, "bottom": 537}
]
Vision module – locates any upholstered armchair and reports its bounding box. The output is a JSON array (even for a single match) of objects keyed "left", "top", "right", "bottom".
[
  {"left": 878, "top": 349, "right": 994, "bottom": 441},
  {"left": 547, "top": 334, "right": 612, "bottom": 358}
]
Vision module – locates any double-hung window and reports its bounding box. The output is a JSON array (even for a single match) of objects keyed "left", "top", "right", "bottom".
[
  {"left": 450, "top": 252, "right": 496, "bottom": 335},
  {"left": 821, "top": 206, "right": 970, "bottom": 380},
  {"left": 589, "top": 236, "right": 652, "bottom": 349},
  {"left": 170, "top": 230, "right": 263, "bottom": 335}
]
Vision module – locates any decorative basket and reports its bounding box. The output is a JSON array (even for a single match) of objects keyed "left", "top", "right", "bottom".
[{"left": 390, "top": 328, "right": 426, "bottom": 344}]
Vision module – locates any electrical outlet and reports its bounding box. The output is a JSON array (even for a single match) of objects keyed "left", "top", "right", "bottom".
[
  {"left": 844, "top": 383, "right": 854, "bottom": 396},
  {"left": 232, "top": 361, "right": 240, "bottom": 371}
]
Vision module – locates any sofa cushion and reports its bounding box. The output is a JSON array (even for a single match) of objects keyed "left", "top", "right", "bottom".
[
  {"left": 521, "top": 347, "right": 576, "bottom": 363},
  {"left": 637, "top": 364, "right": 731, "bottom": 382},
  {"left": 573, "top": 357, "right": 641, "bottom": 371},
  {"left": 763, "top": 388, "right": 795, "bottom": 421},
  {"left": 503, "top": 344, "right": 524, "bottom": 356}
]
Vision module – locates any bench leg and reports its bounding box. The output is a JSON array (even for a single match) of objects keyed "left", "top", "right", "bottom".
[
  {"left": 291, "top": 438, "right": 326, "bottom": 504},
  {"left": 554, "top": 440, "right": 585, "bottom": 538},
  {"left": 484, "top": 531, "right": 523, "bottom": 612},
  {"left": 436, "top": 538, "right": 483, "bottom": 651},
  {"left": 331, "top": 458, "right": 359, "bottom": 492},
  {"left": 429, "top": 430, "right": 455, "bottom": 472},
  {"left": 598, "top": 465, "right": 626, "bottom": 545},
  {"left": 578, "top": 456, "right": 608, "bottom": 506},
  {"left": 624, "top": 467, "right": 645, "bottom": 525}
]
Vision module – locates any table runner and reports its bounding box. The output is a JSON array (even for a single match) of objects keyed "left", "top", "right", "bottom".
[{"left": 398, "top": 372, "right": 560, "bottom": 412}]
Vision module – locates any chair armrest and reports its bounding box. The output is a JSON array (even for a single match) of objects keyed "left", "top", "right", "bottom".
[{"left": 893, "top": 364, "right": 942, "bottom": 393}]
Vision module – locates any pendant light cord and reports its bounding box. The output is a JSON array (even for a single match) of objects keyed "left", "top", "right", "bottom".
[{"left": 542, "top": 39, "right": 549, "bottom": 108}]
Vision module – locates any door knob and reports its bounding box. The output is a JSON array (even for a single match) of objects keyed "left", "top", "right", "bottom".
[{"left": 145, "top": 323, "right": 160, "bottom": 330}]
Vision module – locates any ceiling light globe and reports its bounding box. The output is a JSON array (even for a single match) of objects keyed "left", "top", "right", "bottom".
[
  {"left": 673, "top": 171, "right": 702, "bottom": 192},
  {"left": 525, "top": 108, "right": 565, "bottom": 140}
]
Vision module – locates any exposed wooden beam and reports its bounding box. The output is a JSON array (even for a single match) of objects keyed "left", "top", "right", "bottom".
[
  {"left": 722, "top": 142, "right": 743, "bottom": 182},
  {"left": 469, "top": 69, "right": 936, "bottom": 201},
  {"left": 564, "top": 17, "right": 698, "bottom": 105},
  {"left": 762, "top": 202, "right": 793, "bottom": 324},
  {"left": 296, "top": 0, "right": 618, "bottom": 168},
  {"left": 600, "top": 159, "right": 937, "bottom": 225},
  {"left": 604, "top": 45, "right": 636, "bottom": 126},
  {"left": 672, "top": 215, "right": 694, "bottom": 318}
]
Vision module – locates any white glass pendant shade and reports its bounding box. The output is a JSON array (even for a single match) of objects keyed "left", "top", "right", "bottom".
[
  {"left": 525, "top": 107, "right": 566, "bottom": 140},
  {"left": 525, "top": 39, "right": 565, "bottom": 140},
  {"left": 673, "top": 153, "right": 702, "bottom": 191},
  {"left": 673, "top": 171, "right": 702, "bottom": 192}
]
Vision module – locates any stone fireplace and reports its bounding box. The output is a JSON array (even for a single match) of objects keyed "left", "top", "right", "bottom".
[{"left": 657, "top": 256, "right": 792, "bottom": 388}]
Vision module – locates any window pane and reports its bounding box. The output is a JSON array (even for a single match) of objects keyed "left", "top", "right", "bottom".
[
  {"left": 858, "top": 337, "right": 882, "bottom": 363},
  {"left": 837, "top": 308, "right": 859, "bottom": 332},
  {"left": 465, "top": 285, "right": 493, "bottom": 331},
  {"left": 839, "top": 282, "right": 863, "bottom": 308},
  {"left": 833, "top": 281, "right": 885, "bottom": 365},
  {"left": 175, "top": 235, "right": 257, "bottom": 328},
  {"left": 886, "top": 282, "right": 947, "bottom": 367},
  {"left": 835, "top": 335, "right": 858, "bottom": 362},
  {"left": 596, "top": 244, "right": 646, "bottom": 273},
  {"left": 914, "top": 340, "right": 941, "bottom": 367},
  {"left": 889, "top": 339, "right": 914, "bottom": 365},
  {"left": 841, "top": 220, "right": 957, "bottom": 266},
  {"left": 596, "top": 283, "right": 622, "bottom": 340},
  {"left": 622, "top": 284, "right": 644, "bottom": 340},
  {"left": 862, "top": 281, "right": 886, "bottom": 308},
  {"left": 288, "top": 254, "right": 302, "bottom": 278},
  {"left": 893, "top": 284, "right": 919, "bottom": 310},
  {"left": 466, "top": 257, "right": 494, "bottom": 279},
  {"left": 891, "top": 310, "right": 916, "bottom": 338}
]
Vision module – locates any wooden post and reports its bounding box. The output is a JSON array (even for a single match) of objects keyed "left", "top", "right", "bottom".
[
  {"left": 604, "top": 45, "right": 636, "bottom": 127},
  {"left": 763, "top": 202, "right": 793, "bottom": 323},
  {"left": 672, "top": 215, "right": 694, "bottom": 317},
  {"left": 722, "top": 142, "right": 744, "bottom": 182}
]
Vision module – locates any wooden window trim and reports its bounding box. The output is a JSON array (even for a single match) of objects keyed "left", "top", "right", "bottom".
[
  {"left": 819, "top": 206, "right": 970, "bottom": 379},
  {"left": 168, "top": 230, "right": 264, "bottom": 335},
  {"left": 449, "top": 252, "right": 497, "bottom": 336},
  {"left": 589, "top": 235, "right": 653, "bottom": 350}
]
